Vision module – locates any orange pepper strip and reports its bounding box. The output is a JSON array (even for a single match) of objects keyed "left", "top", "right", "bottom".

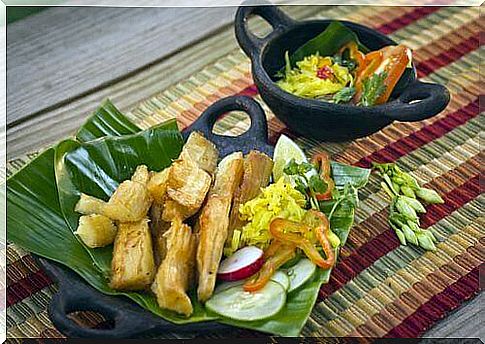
[
  {"left": 269, "top": 216, "right": 335, "bottom": 269},
  {"left": 243, "top": 241, "right": 296, "bottom": 292},
  {"left": 354, "top": 45, "right": 411, "bottom": 105},
  {"left": 312, "top": 152, "right": 335, "bottom": 201},
  {"left": 374, "top": 45, "right": 411, "bottom": 104},
  {"left": 339, "top": 41, "right": 366, "bottom": 77},
  {"left": 354, "top": 50, "right": 384, "bottom": 99},
  {"left": 306, "top": 210, "right": 335, "bottom": 266}
]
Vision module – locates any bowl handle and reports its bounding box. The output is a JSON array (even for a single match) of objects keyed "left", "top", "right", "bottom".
[
  {"left": 183, "top": 95, "right": 274, "bottom": 157},
  {"left": 382, "top": 81, "right": 450, "bottom": 122},
  {"left": 235, "top": 3, "right": 295, "bottom": 59}
]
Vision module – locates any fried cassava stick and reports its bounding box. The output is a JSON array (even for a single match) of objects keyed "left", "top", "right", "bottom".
[
  {"left": 151, "top": 219, "right": 197, "bottom": 316},
  {"left": 196, "top": 152, "right": 244, "bottom": 302},
  {"left": 180, "top": 131, "right": 219, "bottom": 176},
  {"left": 110, "top": 218, "right": 155, "bottom": 291}
]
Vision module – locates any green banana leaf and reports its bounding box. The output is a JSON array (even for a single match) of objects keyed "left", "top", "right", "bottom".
[
  {"left": 7, "top": 100, "right": 141, "bottom": 270},
  {"left": 7, "top": 99, "right": 370, "bottom": 336},
  {"left": 75, "top": 100, "right": 140, "bottom": 142},
  {"left": 7, "top": 101, "right": 216, "bottom": 324},
  {"left": 331, "top": 161, "right": 370, "bottom": 189},
  {"left": 289, "top": 21, "right": 369, "bottom": 67}
]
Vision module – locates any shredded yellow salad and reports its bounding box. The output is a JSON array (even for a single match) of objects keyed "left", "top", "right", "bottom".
[
  {"left": 276, "top": 52, "right": 352, "bottom": 99},
  {"left": 224, "top": 178, "right": 307, "bottom": 256}
]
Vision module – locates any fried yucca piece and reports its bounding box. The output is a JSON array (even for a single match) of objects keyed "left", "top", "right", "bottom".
[
  {"left": 75, "top": 214, "right": 117, "bottom": 248},
  {"left": 197, "top": 152, "right": 244, "bottom": 302},
  {"left": 227, "top": 151, "right": 273, "bottom": 244},
  {"left": 180, "top": 132, "right": 219, "bottom": 176},
  {"left": 149, "top": 201, "right": 171, "bottom": 266},
  {"left": 160, "top": 199, "right": 188, "bottom": 222},
  {"left": 131, "top": 165, "right": 150, "bottom": 185},
  {"left": 147, "top": 168, "right": 171, "bottom": 203},
  {"left": 147, "top": 167, "right": 172, "bottom": 264},
  {"left": 165, "top": 158, "right": 211, "bottom": 220},
  {"left": 103, "top": 165, "right": 152, "bottom": 222},
  {"left": 110, "top": 218, "right": 155, "bottom": 291},
  {"left": 151, "top": 219, "right": 197, "bottom": 316},
  {"left": 75, "top": 193, "right": 107, "bottom": 215}
]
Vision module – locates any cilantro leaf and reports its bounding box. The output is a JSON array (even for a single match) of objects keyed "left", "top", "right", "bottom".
[
  {"left": 283, "top": 159, "right": 300, "bottom": 176},
  {"left": 333, "top": 86, "right": 356, "bottom": 104},
  {"left": 359, "top": 72, "right": 388, "bottom": 106},
  {"left": 309, "top": 175, "right": 327, "bottom": 194}
]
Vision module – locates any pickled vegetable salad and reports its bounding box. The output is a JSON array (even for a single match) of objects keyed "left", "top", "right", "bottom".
[{"left": 275, "top": 20, "right": 412, "bottom": 106}]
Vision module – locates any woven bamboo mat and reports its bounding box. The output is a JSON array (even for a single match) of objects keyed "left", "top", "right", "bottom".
[{"left": 6, "top": 5, "right": 483, "bottom": 340}]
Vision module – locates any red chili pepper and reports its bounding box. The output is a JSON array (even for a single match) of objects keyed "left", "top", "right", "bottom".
[{"left": 316, "top": 65, "right": 335, "bottom": 80}]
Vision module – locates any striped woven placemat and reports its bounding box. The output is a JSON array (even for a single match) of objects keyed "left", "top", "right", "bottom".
[{"left": 6, "top": 5, "right": 482, "bottom": 340}]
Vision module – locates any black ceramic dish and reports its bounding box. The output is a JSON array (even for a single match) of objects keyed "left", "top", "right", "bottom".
[
  {"left": 39, "top": 95, "right": 273, "bottom": 338},
  {"left": 235, "top": 5, "right": 451, "bottom": 141}
]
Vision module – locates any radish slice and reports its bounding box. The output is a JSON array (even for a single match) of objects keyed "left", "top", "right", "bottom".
[{"left": 217, "top": 246, "right": 264, "bottom": 281}]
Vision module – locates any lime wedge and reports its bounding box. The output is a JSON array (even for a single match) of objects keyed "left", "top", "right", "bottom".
[{"left": 272, "top": 134, "right": 307, "bottom": 182}]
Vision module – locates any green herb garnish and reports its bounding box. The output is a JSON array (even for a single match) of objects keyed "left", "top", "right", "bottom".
[
  {"left": 359, "top": 72, "right": 388, "bottom": 106},
  {"left": 283, "top": 158, "right": 327, "bottom": 209},
  {"left": 333, "top": 86, "right": 356, "bottom": 104}
]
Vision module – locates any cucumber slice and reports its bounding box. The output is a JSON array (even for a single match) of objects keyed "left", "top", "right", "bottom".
[
  {"left": 206, "top": 281, "right": 286, "bottom": 321},
  {"left": 270, "top": 270, "right": 290, "bottom": 291},
  {"left": 214, "top": 280, "right": 245, "bottom": 294},
  {"left": 286, "top": 258, "right": 316, "bottom": 293}
]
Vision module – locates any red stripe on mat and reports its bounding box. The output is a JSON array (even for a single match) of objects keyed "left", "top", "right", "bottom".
[
  {"left": 417, "top": 35, "right": 480, "bottom": 78},
  {"left": 356, "top": 99, "right": 479, "bottom": 168},
  {"left": 383, "top": 266, "right": 480, "bottom": 338},
  {"left": 7, "top": 270, "right": 52, "bottom": 307},
  {"left": 376, "top": 7, "right": 441, "bottom": 35},
  {"left": 318, "top": 175, "right": 480, "bottom": 301}
]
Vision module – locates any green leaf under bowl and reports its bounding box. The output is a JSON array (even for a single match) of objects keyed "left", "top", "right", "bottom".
[{"left": 289, "top": 21, "right": 369, "bottom": 67}]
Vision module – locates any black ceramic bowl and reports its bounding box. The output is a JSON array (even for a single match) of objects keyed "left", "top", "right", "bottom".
[{"left": 235, "top": 5, "right": 451, "bottom": 141}]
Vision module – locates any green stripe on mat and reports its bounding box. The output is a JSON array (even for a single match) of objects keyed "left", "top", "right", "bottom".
[{"left": 7, "top": 286, "right": 58, "bottom": 329}]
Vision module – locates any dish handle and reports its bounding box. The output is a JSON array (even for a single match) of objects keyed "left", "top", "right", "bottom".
[
  {"left": 382, "top": 81, "right": 450, "bottom": 122},
  {"left": 235, "top": 3, "right": 294, "bottom": 59},
  {"left": 183, "top": 95, "right": 274, "bottom": 157},
  {"left": 44, "top": 259, "right": 153, "bottom": 338}
]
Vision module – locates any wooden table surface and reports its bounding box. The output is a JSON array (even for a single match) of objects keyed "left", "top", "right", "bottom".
[{"left": 6, "top": 6, "right": 483, "bottom": 340}]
